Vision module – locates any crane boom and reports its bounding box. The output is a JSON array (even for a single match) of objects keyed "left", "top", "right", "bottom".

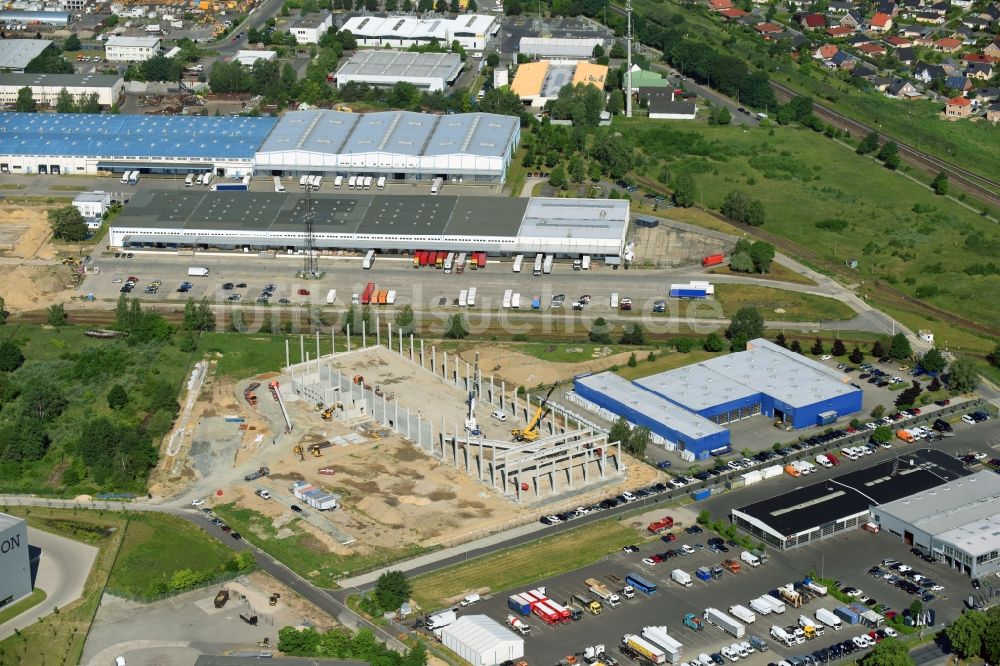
[{"left": 512, "top": 385, "right": 557, "bottom": 442}]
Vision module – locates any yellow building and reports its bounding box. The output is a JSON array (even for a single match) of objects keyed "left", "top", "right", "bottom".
[{"left": 510, "top": 60, "right": 608, "bottom": 106}]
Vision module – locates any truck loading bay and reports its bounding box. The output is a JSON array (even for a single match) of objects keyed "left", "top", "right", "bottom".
[{"left": 435, "top": 422, "right": 1000, "bottom": 666}]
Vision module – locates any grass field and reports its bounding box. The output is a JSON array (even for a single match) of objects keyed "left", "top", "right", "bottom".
[
  {"left": 517, "top": 342, "right": 640, "bottom": 363},
  {"left": 706, "top": 262, "right": 816, "bottom": 286},
  {"left": 713, "top": 284, "right": 856, "bottom": 322},
  {"left": 211, "top": 503, "right": 430, "bottom": 587},
  {"left": 106, "top": 512, "right": 240, "bottom": 599},
  {"left": 200, "top": 332, "right": 301, "bottom": 377},
  {"left": 614, "top": 348, "right": 721, "bottom": 380},
  {"left": 409, "top": 519, "right": 638, "bottom": 610},
  {"left": 0, "top": 589, "right": 46, "bottom": 626},
  {"left": 622, "top": 120, "right": 1000, "bottom": 330},
  {"left": 0, "top": 507, "right": 125, "bottom": 666}
]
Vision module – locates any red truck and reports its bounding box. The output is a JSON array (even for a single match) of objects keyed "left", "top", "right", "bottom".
[
  {"left": 647, "top": 516, "right": 675, "bottom": 534},
  {"left": 360, "top": 282, "right": 376, "bottom": 305},
  {"left": 702, "top": 253, "right": 725, "bottom": 267}
]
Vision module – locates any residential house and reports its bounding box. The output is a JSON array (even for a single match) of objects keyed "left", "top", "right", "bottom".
[
  {"left": 827, "top": 25, "right": 856, "bottom": 37},
  {"left": 886, "top": 36, "right": 911, "bottom": 47},
  {"left": 964, "top": 54, "right": 998, "bottom": 65},
  {"left": 894, "top": 46, "right": 917, "bottom": 64},
  {"left": 839, "top": 11, "right": 863, "bottom": 28},
  {"left": 900, "top": 0, "right": 921, "bottom": 10},
  {"left": 831, "top": 50, "right": 858, "bottom": 68},
  {"left": 952, "top": 26, "right": 977, "bottom": 45},
  {"left": 814, "top": 44, "right": 839, "bottom": 59},
  {"left": 754, "top": 22, "right": 784, "bottom": 37},
  {"left": 646, "top": 89, "right": 697, "bottom": 120},
  {"left": 800, "top": 13, "right": 827, "bottom": 29},
  {"left": 985, "top": 38, "right": 1000, "bottom": 59},
  {"left": 945, "top": 96, "right": 973, "bottom": 117},
  {"left": 951, "top": 0, "right": 973, "bottom": 8},
  {"left": 900, "top": 24, "right": 929, "bottom": 38},
  {"left": 928, "top": 1, "right": 950, "bottom": 15},
  {"left": 870, "top": 12, "right": 894, "bottom": 32},
  {"left": 985, "top": 4, "right": 1000, "bottom": 24},
  {"left": 719, "top": 8, "right": 749, "bottom": 19},
  {"left": 960, "top": 16, "right": 990, "bottom": 30},
  {"left": 886, "top": 78, "right": 920, "bottom": 97},
  {"left": 847, "top": 34, "right": 874, "bottom": 47},
  {"left": 708, "top": 0, "right": 733, "bottom": 11},
  {"left": 828, "top": 2, "right": 853, "bottom": 13},
  {"left": 967, "top": 61, "right": 994, "bottom": 79},
  {"left": 975, "top": 86, "right": 1000, "bottom": 102},
  {"left": 986, "top": 102, "right": 1000, "bottom": 122},
  {"left": 934, "top": 37, "right": 962, "bottom": 52},
  {"left": 871, "top": 76, "right": 895, "bottom": 91},
  {"left": 914, "top": 62, "right": 948, "bottom": 82},
  {"left": 859, "top": 42, "right": 887, "bottom": 56},
  {"left": 875, "top": 1, "right": 899, "bottom": 17},
  {"left": 944, "top": 74, "right": 973, "bottom": 92},
  {"left": 851, "top": 62, "right": 879, "bottom": 78},
  {"left": 786, "top": 0, "right": 811, "bottom": 8},
  {"left": 916, "top": 12, "right": 946, "bottom": 24}
]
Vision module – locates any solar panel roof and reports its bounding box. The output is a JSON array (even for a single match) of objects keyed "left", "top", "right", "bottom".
[{"left": 0, "top": 112, "right": 276, "bottom": 159}]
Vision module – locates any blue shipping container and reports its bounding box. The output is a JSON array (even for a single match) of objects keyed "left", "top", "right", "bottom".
[
  {"left": 669, "top": 289, "right": 708, "bottom": 299},
  {"left": 213, "top": 183, "right": 248, "bottom": 191},
  {"left": 691, "top": 488, "right": 711, "bottom": 501},
  {"left": 834, "top": 607, "right": 861, "bottom": 625},
  {"left": 507, "top": 595, "right": 531, "bottom": 616}
]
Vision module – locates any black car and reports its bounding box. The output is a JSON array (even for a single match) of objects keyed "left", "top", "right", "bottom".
[
  {"left": 686, "top": 525, "right": 704, "bottom": 534},
  {"left": 710, "top": 654, "right": 724, "bottom": 665},
  {"left": 652, "top": 483, "right": 668, "bottom": 493},
  {"left": 231, "top": 532, "right": 242, "bottom": 540},
  {"left": 694, "top": 471, "right": 711, "bottom": 481},
  {"left": 972, "top": 578, "right": 981, "bottom": 589},
  {"left": 717, "top": 544, "right": 730, "bottom": 553},
  {"left": 222, "top": 282, "right": 234, "bottom": 290},
  {"left": 290, "top": 504, "right": 303, "bottom": 513}
]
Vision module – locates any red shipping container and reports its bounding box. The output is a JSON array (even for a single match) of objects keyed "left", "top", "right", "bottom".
[
  {"left": 702, "top": 253, "right": 725, "bottom": 267},
  {"left": 361, "top": 282, "right": 376, "bottom": 305}
]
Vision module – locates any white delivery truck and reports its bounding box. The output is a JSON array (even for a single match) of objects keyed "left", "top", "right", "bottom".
[
  {"left": 502, "top": 289, "right": 513, "bottom": 309},
  {"left": 671, "top": 569, "right": 692, "bottom": 587},
  {"left": 511, "top": 293, "right": 520, "bottom": 309},
  {"left": 582, "top": 255, "right": 591, "bottom": 270},
  {"left": 443, "top": 252, "right": 455, "bottom": 274},
  {"left": 426, "top": 610, "right": 456, "bottom": 631},
  {"left": 815, "top": 608, "right": 843, "bottom": 630},
  {"left": 334, "top": 175, "right": 343, "bottom": 188},
  {"left": 749, "top": 598, "right": 772, "bottom": 616},
  {"left": 705, "top": 608, "right": 745, "bottom": 638},
  {"left": 741, "top": 551, "right": 761, "bottom": 567},
  {"left": 299, "top": 175, "right": 309, "bottom": 188},
  {"left": 466, "top": 287, "right": 477, "bottom": 306},
  {"left": 202, "top": 172, "right": 214, "bottom": 187},
  {"left": 386, "top": 290, "right": 396, "bottom": 305},
  {"left": 458, "top": 290, "right": 468, "bottom": 307},
  {"left": 363, "top": 176, "right": 372, "bottom": 189},
  {"left": 532, "top": 253, "right": 543, "bottom": 276},
  {"left": 326, "top": 289, "right": 337, "bottom": 305},
  {"left": 430, "top": 176, "right": 443, "bottom": 195},
  {"left": 185, "top": 173, "right": 195, "bottom": 187},
  {"left": 543, "top": 254, "right": 554, "bottom": 274},
  {"left": 512, "top": 254, "right": 524, "bottom": 273},
  {"left": 187, "top": 267, "right": 209, "bottom": 277},
  {"left": 362, "top": 250, "right": 375, "bottom": 269},
  {"left": 120, "top": 171, "right": 131, "bottom": 184},
  {"left": 348, "top": 175, "right": 357, "bottom": 189},
  {"left": 729, "top": 604, "right": 756, "bottom": 624},
  {"left": 610, "top": 292, "right": 620, "bottom": 309},
  {"left": 273, "top": 176, "right": 285, "bottom": 192},
  {"left": 377, "top": 176, "right": 386, "bottom": 190},
  {"left": 759, "top": 595, "right": 785, "bottom": 614},
  {"left": 312, "top": 175, "right": 323, "bottom": 190}
]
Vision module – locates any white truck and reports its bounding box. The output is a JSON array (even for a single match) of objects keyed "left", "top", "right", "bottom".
[
  {"left": 466, "top": 287, "right": 477, "bottom": 307},
  {"left": 758, "top": 595, "right": 785, "bottom": 614},
  {"left": 348, "top": 175, "right": 357, "bottom": 189},
  {"left": 704, "top": 607, "right": 745, "bottom": 638},
  {"left": 426, "top": 609, "right": 456, "bottom": 631},
  {"left": 671, "top": 569, "right": 692, "bottom": 587},
  {"left": 581, "top": 255, "right": 591, "bottom": 270},
  {"left": 728, "top": 604, "right": 756, "bottom": 624},
  {"left": 532, "top": 253, "right": 543, "bottom": 276},
  {"left": 506, "top": 614, "right": 531, "bottom": 636},
  {"left": 804, "top": 580, "right": 828, "bottom": 596},
  {"left": 326, "top": 289, "right": 337, "bottom": 305},
  {"left": 273, "top": 175, "right": 285, "bottom": 192},
  {"left": 511, "top": 293, "right": 520, "bottom": 309},
  {"left": 377, "top": 176, "right": 386, "bottom": 189},
  {"left": 512, "top": 254, "right": 524, "bottom": 273},
  {"left": 460, "top": 593, "right": 480, "bottom": 607},
  {"left": 444, "top": 252, "right": 455, "bottom": 273},
  {"left": 458, "top": 289, "right": 468, "bottom": 307},
  {"left": 362, "top": 250, "right": 375, "bottom": 269},
  {"left": 815, "top": 608, "right": 843, "bottom": 630},
  {"left": 334, "top": 175, "right": 343, "bottom": 188},
  {"left": 749, "top": 598, "right": 772, "bottom": 616},
  {"left": 770, "top": 625, "right": 794, "bottom": 647},
  {"left": 185, "top": 173, "right": 195, "bottom": 186},
  {"left": 543, "top": 254, "right": 554, "bottom": 274},
  {"left": 187, "top": 267, "right": 209, "bottom": 277},
  {"left": 386, "top": 290, "right": 396, "bottom": 305},
  {"left": 502, "top": 289, "right": 513, "bottom": 309},
  {"left": 641, "top": 626, "right": 684, "bottom": 664},
  {"left": 741, "top": 551, "right": 761, "bottom": 567}
]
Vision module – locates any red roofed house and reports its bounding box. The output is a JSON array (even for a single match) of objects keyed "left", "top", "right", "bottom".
[
  {"left": 708, "top": 0, "right": 733, "bottom": 11},
  {"left": 755, "top": 22, "right": 784, "bottom": 36},
  {"left": 964, "top": 53, "right": 998, "bottom": 65},
  {"left": 814, "top": 44, "right": 839, "bottom": 59},
  {"left": 859, "top": 42, "right": 887, "bottom": 56},
  {"left": 934, "top": 37, "right": 962, "bottom": 52},
  {"left": 886, "top": 36, "right": 911, "bottom": 47},
  {"left": 800, "top": 13, "right": 827, "bottom": 29},
  {"left": 869, "top": 12, "right": 893, "bottom": 32},
  {"left": 826, "top": 25, "right": 855, "bottom": 37},
  {"left": 945, "top": 96, "right": 972, "bottom": 118},
  {"left": 718, "top": 8, "right": 748, "bottom": 19}
]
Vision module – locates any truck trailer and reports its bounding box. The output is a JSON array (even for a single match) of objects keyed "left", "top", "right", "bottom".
[
  {"left": 187, "top": 267, "right": 209, "bottom": 277},
  {"left": 815, "top": 608, "right": 843, "bottom": 630},
  {"left": 622, "top": 634, "right": 667, "bottom": 665},
  {"left": 641, "top": 626, "right": 684, "bottom": 664},
  {"left": 749, "top": 598, "right": 773, "bottom": 616},
  {"left": 671, "top": 569, "right": 692, "bottom": 587},
  {"left": 728, "top": 605, "right": 756, "bottom": 624},
  {"left": 704, "top": 607, "right": 745, "bottom": 638},
  {"left": 758, "top": 595, "right": 785, "bottom": 614}
]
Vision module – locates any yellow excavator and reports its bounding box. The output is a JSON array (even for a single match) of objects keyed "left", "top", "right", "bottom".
[{"left": 511, "top": 385, "right": 556, "bottom": 442}]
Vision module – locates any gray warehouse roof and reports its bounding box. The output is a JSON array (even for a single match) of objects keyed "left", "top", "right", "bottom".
[
  {"left": 637, "top": 338, "right": 857, "bottom": 410},
  {"left": 0, "top": 72, "right": 123, "bottom": 88},
  {"left": 575, "top": 372, "right": 725, "bottom": 440},
  {"left": 335, "top": 50, "right": 463, "bottom": 83},
  {"left": 519, "top": 198, "right": 629, "bottom": 240},
  {"left": 0, "top": 512, "right": 23, "bottom": 530},
  {"left": 256, "top": 110, "right": 518, "bottom": 159},
  {"left": 936, "top": 516, "right": 1000, "bottom": 558},
  {"left": 0, "top": 39, "right": 52, "bottom": 71},
  {"left": 876, "top": 470, "right": 1000, "bottom": 539}
]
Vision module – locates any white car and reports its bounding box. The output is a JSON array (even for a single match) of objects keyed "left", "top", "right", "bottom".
[
  {"left": 897, "top": 564, "right": 912, "bottom": 573},
  {"left": 720, "top": 646, "right": 739, "bottom": 662},
  {"left": 112, "top": 278, "right": 123, "bottom": 283},
  {"left": 962, "top": 414, "right": 976, "bottom": 425},
  {"left": 881, "top": 441, "right": 892, "bottom": 449},
  {"left": 698, "top": 654, "right": 713, "bottom": 666},
  {"left": 820, "top": 355, "right": 832, "bottom": 360},
  {"left": 622, "top": 491, "right": 638, "bottom": 502},
  {"left": 973, "top": 452, "right": 987, "bottom": 460},
  {"left": 545, "top": 515, "right": 562, "bottom": 524},
  {"left": 846, "top": 588, "right": 864, "bottom": 597},
  {"left": 739, "top": 641, "right": 754, "bottom": 654},
  {"left": 930, "top": 585, "right": 944, "bottom": 591},
  {"left": 680, "top": 544, "right": 696, "bottom": 555},
  {"left": 883, "top": 627, "right": 898, "bottom": 638},
  {"left": 728, "top": 461, "right": 742, "bottom": 470},
  {"left": 190, "top": 499, "right": 205, "bottom": 506},
  {"left": 852, "top": 636, "right": 868, "bottom": 649},
  {"left": 642, "top": 557, "right": 658, "bottom": 566},
  {"left": 574, "top": 506, "right": 591, "bottom": 516},
  {"left": 865, "top": 422, "right": 878, "bottom": 430}
]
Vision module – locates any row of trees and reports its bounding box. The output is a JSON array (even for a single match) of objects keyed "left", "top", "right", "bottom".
[
  {"left": 610, "top": 416, "right": 651, "bottom": 457},
  {"left": 278, "top": 625, "right": 426, "bottom": 666},
  {"left": 47, "top": 206, "right": 89, "bottom": 241},
  {"left": 946, "top": 607, "right": 1000, "bottom": 663},
  {"left": 856, "top": 131, "right": 901, "bottom": 170},
  {"left": 14, "top": 87, "right": 102, "bottom": 114},
  {"left": 729, "top": 239, "right": 775, "bottom": 274}
]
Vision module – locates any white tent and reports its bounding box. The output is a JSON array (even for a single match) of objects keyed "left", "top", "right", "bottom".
[{"left": 441, "top": 615, "right": 524, "bottom": 666}]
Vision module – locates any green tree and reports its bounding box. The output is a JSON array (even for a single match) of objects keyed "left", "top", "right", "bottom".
[
  {"left": 628, "top": 352, "right": 637, "bottom": 367},
  {"left": 445, "top": 314, "right": 468, "bottom": 339},
  {"left": 486, "top": 52, "right": 499, "bottom": 67},
  {"left": 672, "top": 172, "right": 696, "bottom": 208},
  {"left": 15, "top": 86, "right": 36, "bottom": 112},
  {"left": 478, "top": 87, "right": 522, "bottom": 116},
  {"left": 78, "top": 92, "right": 101, "bottom": 113},
  {"left": 871, "top": 404, "right": 885, "bottom": 419},
  {"left": 946, "top": 610, "right": 989, "bottom": 659},
  {"left": 64, "top": 33, "right": 81, "bottom": 51},
  {"left": 0, "top": 295, "right": 6, "bottom": 324},
  {"left": 55, "top": 87, "right": 76, "bottom": 113},
  {"left": 729, "top": 252, "right": 754, "bottom": 273},
  {"left": 436, "top": 0, "right": 448, "bottom": 11},
  {"left": 372, "top": 570, "right": 411, "bottom": 613},
  {"left": 505, "top": 0, "right": 522, "bottom": 13},
  {"left": 790, "top": 339, "right": 803, "bottom": 354},
  {"left": 47, "top": 206, "right": 88, "bottom": 241},
  {"left": 931, "top": 171, "right": 948, "bottom": 195},
  {"left": 947, "top": 355, "right": 979, "bottom": 393},
  {"left": 857, "top": 130, "right": 880, "bottom": 155},
  {"left": 620, "top": 323, "right": 646, "bottom": 345},
  {"left": 569, "top": 154, "right": 585, "bottom": 183},
  {"left": 831, "top": 339, "right": 847, "bottom": 357},
  {"left": 609, "top": 416, "right": 631, "bottom": 450},
  {"left": 728, "top": 306, "right": 764, "bottom": 350},
  {"left": 395, "top": 304, "right": 415, "bottom": 335},
  {"left": 47, "top": 303, "right": 67, "bottom": 327},
  {"left": 107, "top": 384, "right": 129, "bottom": 410},
  {"left": 989, "top": 342, "right": 1000, "bottom": 369},
  {"left": 450, "top": 0, "right": 460, "bottom": 11},
  {"left": 872, "top": 339, "right": 886, "bottom": 358},
  {"left": 871, "top": 426, "right": 892, "bottom": 443},
  {"left": 983, "top": 607, "right": 1000, "bottom": 663},
  {"left": 774, "top": 332, "right": 788, "bottom": 348},
  {"left": 0, "top": 341, "right": 25, "bottom": 372},
  {"left": 811, "top": 337, "right": 825, "bottom": 355},
  {"left": 919, "top": 347, "right": 946, "bottom": 374},
  {"left": 860, "top": 637, "right": 914, "bottom": 666},
  {"left": 849, "top": 346, "right": 864, "bottom": 364},
  {"left": 708, "top": 105, "right": 731, "bottom": 125},
  {"left": 888, "top": 333, "right": 912, "bottom": 361},
  {"left": 877, "top": 141, "right": 900, "bottom": 169},
  {"left": 277, "top": 626, "right": 322, "bottom": 655},
  {"left": 720, "top": 190, "right": 765, "bottom": 226},
  {"left": 589, "top": 317, "right": 612, "bottom": 344},
  {"left": 549, "top": 163, "right": 567, "bottom": 189},
  {"left": 626, "top": 426, "right": 650, "bottom": 458},
  {"left": 704, "top": 332, "right": 725, "bottom": 352},
  {"left": 590, "top": 131, "right": 634, "bottom": 179},
  {"left": 749, "top": 241, "right": 775, "bottom": 272}
]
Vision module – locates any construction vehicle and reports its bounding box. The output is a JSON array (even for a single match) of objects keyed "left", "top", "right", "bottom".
[
  {"left": 465, "top": 392, "right": 481, "bottom": 436},
  {"left": 310, "top": 444, "right": 322, "bottom": 457},
  {"left": 293, "top": 445, "right": 304, "bottom": 461},
  {"left": 268, "top": 380, "right": 280, "bottom": 400},
  {"left": 506, "top": 614, "right": 531, "bottom": 636},
  {"left": 647, "top": 516, "right": 674, "bottom": 534},
  {"left": 683, "top": 613, "right": 703, "bottom": 631},
  {"left": 244, "top": 466, "right": 269, "bottom": 482},
  {"left": 214, "top": 590, "right": 229, "bottom": 608},
  {"left": 321, "top": 405, "right": 334, "bottom": 420},
  {"left": 269, "top": 593, "right": 280, "bottom": 606},
  {"left": 557, "top": 656, "right": 579, "bottom": 666},
  {"left": 244, "top": 382, "right": 260, "bottom": 407},
  {"left": 512, "top": 385, "right": 556, "bottom": 442}
]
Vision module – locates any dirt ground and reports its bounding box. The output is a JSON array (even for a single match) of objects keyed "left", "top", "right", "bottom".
[
  {"left": 457, "top": 345, "right": 637, "bottom": 388},
  {"left": 0, "top": 203, "right": 77, "bottom": 311}
]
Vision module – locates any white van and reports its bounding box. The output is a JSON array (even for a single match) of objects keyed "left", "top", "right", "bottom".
[
  {"left": 376, "top": 176, "right": 386, "bottom": 190},
  {"left": 610, "top": 292, "right": 619, "bottom": 309},
  {"left": 185, "top": 173, "right": 195, "bottom": 187},
  {"left": 196, "top": 172, "right": 206, "bottom": 185},
  {"left": 491, "top": 410, "right": 507, "bottom": 422},
  {"left": 299, "top": 175, "right": 309, "bottom": 188},
  {"left": 334, "top": 175, "right": 343, "bottom": 188},
  {"left": 120, "top": 171, "right": 131, "bottom": 184},
  {"left": 430, "top": 176, "right": 443, "bottom": 195},
  {"left": 202, "top": 172, "right": 214, "bottom": 186},
  {"left": 273, "top": 176, "right": 285, "bottom": 192}
]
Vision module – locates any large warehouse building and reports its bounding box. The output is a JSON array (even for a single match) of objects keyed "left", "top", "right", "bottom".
[
  {"left": 340, "top": 14, "right": 500, "bottom": 52},
  {"left": 0, "top": 513, "right": 31, "bottom": 610},
  {"left": 0, "top": 73, "right": 124, "bottom": 108},
  {"left": 254, "top": 110, "right": 520, "bottom": 183},
  {"left": 441, "top": 615, "right": 524, "bottom": 666},
  {"left": 333, "top": 50, "right": 464, "bottom": 92},
  {"left": 107, "top": 190, "right": 629, "bottom": 257},
  {"left": 873, "top": 470, "right": 1000, "bottom": 578},
  {"left": 732, "top": 449, "right": 966, "bottom": 550},
  {"left": 518, "top": 36, "right": 606, "bottom": 58},
  {"left": 0, "top": 39, "right": 53, "bottom": 73},
  {"left": 0, "top": 112, "right": 275, "bottom": 177}
]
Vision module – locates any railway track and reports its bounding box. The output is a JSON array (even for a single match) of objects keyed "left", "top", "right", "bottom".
[{"left": 770, "top": 82, "right": 1000, "bottom": 210}]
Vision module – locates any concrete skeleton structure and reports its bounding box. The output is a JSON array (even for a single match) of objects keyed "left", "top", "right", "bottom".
[
  {"left": 104, "top": 35, "right": 161, "bottom": 62},
  {"left": 873, "top": 470, "right": 1000, "bottom": 578},
  {"left": 286, "top": 335, "right": 624, "bottom": 505},
  {"left": 0, "top": 513, "right": 31, "bottom": 610},
  {"left": 0, "top": 39, "right": 53, "bottom": 73},
  {"left": 333, "top": 50, "right": 464, "bottom": 92},
  {"left": 340, "top": 14, "right": 500, "bottom": 52},
  {"left": 0, "top": 72, "right": 124, "bottom": 108},
  {"left": 107, "top": 189, "right": 629, "bottom": 258}
]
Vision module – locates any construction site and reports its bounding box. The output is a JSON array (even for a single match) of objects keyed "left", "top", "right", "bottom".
[{"left": 160, "top": 329, "right": 656, "bottom": 566}]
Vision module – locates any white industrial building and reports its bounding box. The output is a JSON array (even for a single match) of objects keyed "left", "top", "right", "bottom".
[
  {"left": 340, "top": 14, "right": 500, "bottom": 53},
  {"left": 0, "top": 9, "right": 69, "bottom": 25},
  {"left": 254, "top": 109, "right": 520, "bottom": 183},
  {"left": 0, "top": 39, "right": 53, "bottom": 73},
  {"left": 440, "top": 615, "right": 524, "bottom": 666},
  {"left": 0, "top": 513, "right": 31, "bottom": 610},
  {"left": 334, "top": 50, "right": 464, "bottom": 92},
  {"left": 232, "top": 50, "right": 277, "bottom": 67},
  {"left": 0, "top": 73, "right": 124, "bottom": 107},
  {"left": 519, "top": 36, "right": 606, "bottom": 58},
  {"left": 104, "top": 35, "right": 161, "bottom": 62},
  {"left": 73, "top": 191, "right": 111, "bottom": 228},
  {"left": 873, "top": 470, "right": 1000, "bottom": 578},
  {"left": 290, "top": 12, "right": 332, "bottom": 44},
  {"left": 107, "top": 190, "right": 629, "bottom": 258}
]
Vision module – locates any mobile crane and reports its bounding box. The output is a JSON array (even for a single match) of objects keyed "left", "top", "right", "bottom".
[{"left": 511, "top": 385, "right": 556, "bottom": 442}]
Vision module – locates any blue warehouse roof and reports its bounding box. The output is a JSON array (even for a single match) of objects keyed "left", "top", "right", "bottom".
[{"left": 0, "top": 113, "right": 278, "bottom": 160}]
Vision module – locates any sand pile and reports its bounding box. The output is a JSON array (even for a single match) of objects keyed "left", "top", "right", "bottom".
[{"left": 357, "top": 495, "right": 405, "bottom": 526}]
